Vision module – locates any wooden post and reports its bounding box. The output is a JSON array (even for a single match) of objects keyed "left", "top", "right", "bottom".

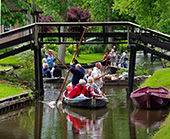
[
  {"left": 128, "top": 44, "right": 137, "bottom": 93},
  {"left": 34, "top": 25, "right": 44, "bottom": 97}
]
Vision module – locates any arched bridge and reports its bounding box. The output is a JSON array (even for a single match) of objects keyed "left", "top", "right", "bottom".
[{"left": 0, "top": 22, "right": 170, "bottom": 95}]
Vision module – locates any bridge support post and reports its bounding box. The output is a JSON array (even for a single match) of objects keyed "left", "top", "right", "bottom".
[
  {"left": 128, "top": 44, "right": 137, "bottom": 94},
  {"left": 34, "top": 25, "right": 44, "bottom": 97}
]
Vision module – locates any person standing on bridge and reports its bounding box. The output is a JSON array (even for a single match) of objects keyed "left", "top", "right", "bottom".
[{"left": 42, "top": 47, "right": 56, "bottom": 70}]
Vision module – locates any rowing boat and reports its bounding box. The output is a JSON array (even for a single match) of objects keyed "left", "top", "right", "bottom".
[{"left": 130, "top": 86, "right": 170, "bottom": 109}]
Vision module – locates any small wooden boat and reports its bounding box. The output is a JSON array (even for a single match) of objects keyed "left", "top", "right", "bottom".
[
  {"left": 43, "top": 77, "right": 64, "bottom": 83},
  {"left": 106, "top": 66, "right": 118, "bottom": 74},
  {"left": 62, "top": 90, "right": 109, "bottom": 108},
  {"left": 130, "top": 86, "right": 170, "bottom": 109}
]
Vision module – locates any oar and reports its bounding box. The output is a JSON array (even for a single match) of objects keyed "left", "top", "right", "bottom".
[
  {"left": 44, "top": 47, "right": 69, "bottom": 70},
  {"left": 56, "top": 27, "right": 87, "bottom": 104}
]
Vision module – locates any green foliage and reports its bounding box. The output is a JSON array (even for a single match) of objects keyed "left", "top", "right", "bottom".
[
  {"left": 66, "top": 44, "right": 105, "bottom": 55},
  {"left": 1, "top": 0, "right": 32, "bottom": 26},
  {"left": 113, "top": 0, "right": 170, "bottom": 34},
  {"left": 15, "top": 50, "right": 35, "bottom": 90},
  {"left": 135, "top": 62, "right": 149, "bottom": 76}
]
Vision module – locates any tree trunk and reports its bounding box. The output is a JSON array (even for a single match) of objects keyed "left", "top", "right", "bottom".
[
  {"left": 57, "top": 26, "right": 66, "bottom": 63},
  {"left": 57, "top": 0, "right": 67, "bottom": 63}
]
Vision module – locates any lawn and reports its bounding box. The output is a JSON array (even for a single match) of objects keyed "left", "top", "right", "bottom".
[
  {"left": 65, "top": 53, "right": 104, "bottom": 64},
  {"left": 0, "top": 80, "right": 27, "bottom": 99},
  {"left": 0, "top": 56, "right": 21, "bottom": 65}
]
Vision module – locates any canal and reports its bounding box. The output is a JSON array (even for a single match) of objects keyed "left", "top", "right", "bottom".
[{"left": 0, "top": 52, "right": 169, "bottom": 139}]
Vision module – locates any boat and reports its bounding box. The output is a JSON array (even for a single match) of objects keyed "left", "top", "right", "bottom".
[
  {"left": 130, "top": 86, "right": 170, "bottom": 109},
  {"left": 130, "top": 108, "right": 169, "bottom": 129},
  {"left": 62, "top": 83, "right": 109, "bottom": 108},
  {"left": 43, "top": 77, "right": 64, "bottom": 83},
  {"left": 104, "top": 74, "right": 149, "bottom": 86},
  {"left": 62, "top": 90, "right": 109, "bottom": 108},
  {"left": 106, "top": 66, "right": 118, "bottom": 74}
]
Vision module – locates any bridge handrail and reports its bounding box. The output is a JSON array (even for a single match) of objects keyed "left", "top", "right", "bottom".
[
  {"left": 1, "top": 21, "right": 170, "bottom": 41},
  {"left": 0, "top": 23, "right": 36, "bottom": 38}
]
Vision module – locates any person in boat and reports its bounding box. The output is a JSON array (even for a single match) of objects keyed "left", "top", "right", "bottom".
[
  {"left": 109, "top": 49, "right": 116, "bottom": 66},
  {"left": 68, "top": 79, "right": 87, "bottom": 98},
  {"left": 42, "top": 63, "right": 52, "bottom": 78},
  {"left": 86, "top": 77, "right": 104, "bottom": 98},
  {"left": 119, "top": 50, "right": 129, "bottom": 69},
  {"left": 84, "top": 69, "right": 92, "bottom": 83},
  {"left": 42, "top": 58, "right": 47, "bottom": 69},
  {"left": 70, "top": 59, "right": 85, "bottom": 88},
  {"left": 51, "top": 64, "right": 62, "bottom": 78},
  {"left": 103, "top": 52, "right": 110, "bottom": 61},
  {"left": 91, "top": 62, "right": 105, "bottom": 89},
  {"left": 42, "top": 47, "right": 56, "bottom": 70},
  {"left": 115, "top": 51, "right": 121, "bottom": 67}
]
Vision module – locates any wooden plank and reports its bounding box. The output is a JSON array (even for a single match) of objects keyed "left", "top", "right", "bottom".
[
  {"left": 129, "top": 32, "right": 170, "bottom": 51},
  {"left": 39, "top": 41, "right": 127, "bottom": 44},
  {"left": 138, "top": 44, "right": 170, "bottom": 61},
  {"left": 0, "top": 24, "right": 35, "bottom": 38},
  {"left": 0, "top": 44, "right": 31, "bottom": 59},
  {"left": 0, "top": 35, "right": 33, "bottom": 50},
  {"left": 128, "top": 44, "right": 137, "bottom": 93},
  {"left": 38, "top": 32, "right": 127, "bottom": 38}
]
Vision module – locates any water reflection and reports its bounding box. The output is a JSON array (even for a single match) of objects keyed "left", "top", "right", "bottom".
[
  {"left": 64, "top": 106, "right": 108, "bottom": 139},
  {"left": 130, "top": 108, "right": 169, "bottom": 129}
]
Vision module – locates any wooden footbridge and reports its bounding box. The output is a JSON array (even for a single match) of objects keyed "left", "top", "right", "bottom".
[{"left": 1, "top": 21, "right": 170, "bottom": 96}]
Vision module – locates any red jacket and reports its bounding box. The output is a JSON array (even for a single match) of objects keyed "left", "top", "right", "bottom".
[{"left": 68, "top": 84, "right": 87, "bottom": 98}]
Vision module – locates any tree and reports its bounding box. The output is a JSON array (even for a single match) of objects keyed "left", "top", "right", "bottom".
[
  {"left": 38, "top": 15, "right": 55, "bottom": 32},
  {"left": 112, "top": 0, "right": 170, "bottom": 34},
  {"left": 1, "top": 0, "right": 32, "bottom": 27}
]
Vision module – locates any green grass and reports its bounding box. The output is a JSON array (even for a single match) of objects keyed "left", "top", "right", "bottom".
[
  {"left": 0, "top": 56, "right": 21, "bottom": 65},
  {"left": 152, "top": 114, "right": 170, "bottom": 139},
  {"left": 0, "top": 65, "right": 12, "bottom": 71},
  {"left": 0, "top": 81, "right": 27, "bottom": 99},
  {"left": 65, "top": 53, "right": 104, "bottom": 64},
  {"left": 140, "top": 68, "right": 170, "bottom": 90}
]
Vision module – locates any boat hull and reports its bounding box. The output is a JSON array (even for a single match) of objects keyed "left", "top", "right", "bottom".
[
  {"left": 62, "top": 91, "right": 109, "bottom": 108},
  {"left": 130, "top": 87, "right": 170, "bottom": 109},
  {"left": 43, "top": 77, "right": 64, "bottom": 83}
]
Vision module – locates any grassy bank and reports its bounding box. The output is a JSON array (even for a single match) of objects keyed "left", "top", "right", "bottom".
[
  {"left": 139, "top": 68, "right": 170, "bottom": 139},
  {"left": 140, "top": 68, "right": 170, "bottom": 90},
  {"left": 0, "top": 80, "right": 27, "bottom": 99}
]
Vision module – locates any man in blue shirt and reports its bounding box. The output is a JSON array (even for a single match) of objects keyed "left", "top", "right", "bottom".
[
  {"left": 70, "top": 59, "right": 85, "bottom": 88},
  {"left": 42, "top": 47, "right": 56, "bottom": 70}
]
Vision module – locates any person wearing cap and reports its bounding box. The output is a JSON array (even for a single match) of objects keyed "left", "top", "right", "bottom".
[
  {"left": 42, "top": 47, "right": 56, "bottom": 70},
  {"left": 68, "top": 79, "right": 87, "bottom": 98},
  {"left": 70, "top": 59, "right": 85, "bottom": 88}
]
